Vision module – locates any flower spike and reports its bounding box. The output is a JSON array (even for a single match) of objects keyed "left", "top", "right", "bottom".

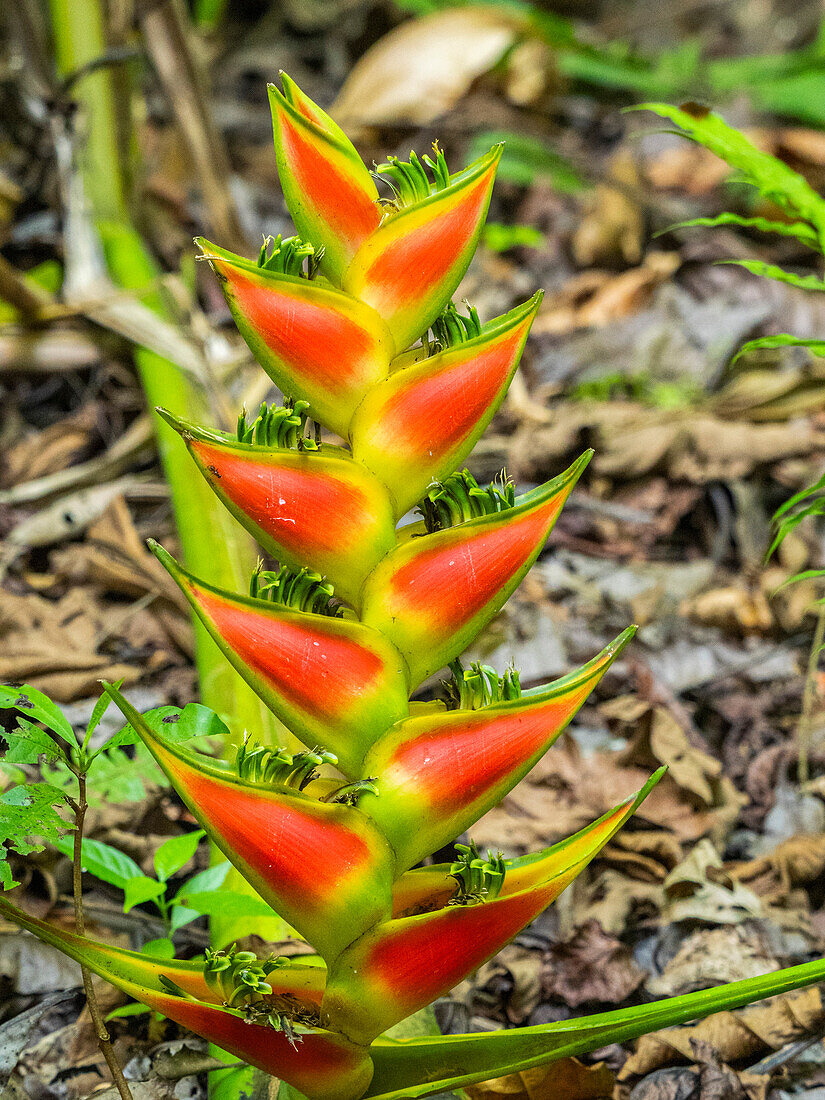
[
  {"left": 360, "top": 454, "right": 591, "bottom": 686},
  {"left": 343, "top": 144, "right": 503, "bottom": 351},
  {"left": 105, "top": 685, "right": 395, "bottom": 962},
  {"left": 269, "top": 76, "right": 382, "bottom": 284},
  {"left": 157, "top": 411, "right": 396, "bottom": 607},
  {"left": 0, "top": 900, "right": 370, "bottom": 1100},
  {"left": 322, "top": 772, "right": 664, "bottom": 1045},
  {"left": 196, "top": 239, "right": 394, "bottom": 436},
  {"left": 150, "top": 542, "right": 410, "bottom": 774},
  {"left": 350, "top": 294, "right": 543, "bottom": 515},
  {"left": 359, "top": 630, "right": 635, "bottom": 870}
]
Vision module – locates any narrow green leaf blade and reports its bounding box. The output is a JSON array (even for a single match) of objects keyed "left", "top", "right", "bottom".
[
  {"left": 720, "top": 259, "right": 825, "bottom": 291},
  {"left": 366, "top": 955, "right": 825, "bottom": 1098},
  {"left": 635, "top": 103, "right": 825, "bottom": 232},
  {"left": 661, "top": 213, "right": 819, "bottom": 246}
]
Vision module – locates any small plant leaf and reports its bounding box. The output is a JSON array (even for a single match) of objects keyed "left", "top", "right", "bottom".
[
  {"left": 1, "top": 719, "right": 68, "bottom": 765},
  {"left": 154, "top": 830, "right": 205, "bottom": 882},
  {"left": 732, "top": 334, "right": 825, "bottom": 364},
  {"left": 123, "top": 875, "right": 167, "bottom": 914},
  {"left": 0, "top": 783, "right": 71, "bottom": 888},
  {"left": 0, "top": 685, "right": 76, "bottom": 747},
  {"left": 53, "top": 836, "right": 143, "bottom": 889},
  {"left": 141, "top": 937, "right": 175, "bottom": 957}
]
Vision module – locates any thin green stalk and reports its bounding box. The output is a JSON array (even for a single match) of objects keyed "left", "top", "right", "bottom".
[
  {"left": 798, "top": 599, "right": 825, "bottom": 785},
  {"left": 70, "top": 773, "right": 134, "bottom": 1100}
]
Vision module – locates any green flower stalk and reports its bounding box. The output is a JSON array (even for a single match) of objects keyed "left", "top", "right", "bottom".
[{"left": 8, "top": 78, "right": 825, "bottom": 1100}]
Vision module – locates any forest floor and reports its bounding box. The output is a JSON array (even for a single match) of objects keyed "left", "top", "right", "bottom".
[{"left": 5, "top": 1, "right": 825, "bottom": 1098}]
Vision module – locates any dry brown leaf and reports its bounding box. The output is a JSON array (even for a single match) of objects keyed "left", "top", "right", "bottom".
[
  {"left": 580, "top": 869, "right": 664, "bottom": 935},
  {"left": 505, "top": 403, "right": 825, "bottom": 486},
  {"left": 542, "top": 919, "right": 646, "bottom": 1006},
  {"left": 647, "top": 927, "right": 779, "bottom": 998},
  {"left": 466, "top": 1057, "right": 613, "bottom": 1099},
  {"left": 332, "top": 7, "right": 523, "bottom": 128},
  {"left": 52, "top": 495, "right": 191, "bottom": 654},
  {"left": 619, "top": 986, "right": 825, "bottom": 1079},
  {"left": 572, "top": 150, "right": 644, "bottom": 267},
  {"left": 0, "top": 586, "right": 139, "bottom": 700},
  {"left": 610, "top": 701, "right": 722, "bottom": 806},
  {"left": 472, "top": 735, "right": 740, "bottom": 864},
  {"left": 682, "top": 585, "right": 773, "bottom": 637},
  {"left": 533, "top": 253, "right": 679, "bottom": 335},
  {"left": 728, "top": 834, "right": 825, "bottom": 905},
  {"left": 600, "top": 829, "right": 683, "bottom": 883},
  {"left": 664, "top": 840, "right": 764, "bottom": 926},
  {"left": 474, "top": 944, "right": 543, "bottom": 1024},
  {"left": 1, "top": 405, "right": 97, "bottom": 489}
]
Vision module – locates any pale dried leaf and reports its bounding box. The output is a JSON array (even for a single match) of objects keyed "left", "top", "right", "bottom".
[{"left": 333, "top": 7, "right": 523, "bottom": 127}]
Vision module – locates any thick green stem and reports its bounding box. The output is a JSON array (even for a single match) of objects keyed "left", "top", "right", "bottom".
[
  {"left": 48, "top": 3, "right": 285, "bottom": 1094},
  {"left": 47, "top": 0, "right": 275, "bottom": 742}
]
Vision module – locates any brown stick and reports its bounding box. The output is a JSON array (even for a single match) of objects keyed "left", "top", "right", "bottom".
[
  {"left": 72, "top": 773, "right": 135, "bottom": 1100},
  {"left": 138, "top": 0, "right": 250, "bottom": 249}
]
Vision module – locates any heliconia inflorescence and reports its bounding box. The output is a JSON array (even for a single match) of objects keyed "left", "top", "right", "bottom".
[{"left": 9, "top": 78, "right": 825, "bottom": 1100}]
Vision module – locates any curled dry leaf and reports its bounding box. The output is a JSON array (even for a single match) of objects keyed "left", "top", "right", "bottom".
[
  {"left": 1, "top": 404, "right": 98, "bottom": 490},
  {"left": 681, "top": 584, "right": 774, "bottom": 637},
  {"left": 332, "top": 7, "right": 524, "bottom": 128},
  {"left": 647, "top": 926, "right": 780, "bottom": 998},
  {"left": 0, "top": 587, "right": 139, "bottom": 701},
  {"left": 533, "top": 253, "right": 680, "bottom": 335},
  {"left": 664, "top": 840, "right": 764, "bottom": 926},
  {"left": 542, "top": 919, "right": 647, "bottom": 1007},
  {"left": 727, "top": 833, "right": 825, "bottom": 905}
]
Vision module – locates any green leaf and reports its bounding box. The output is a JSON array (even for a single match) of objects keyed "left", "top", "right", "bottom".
[
  {"left": 153, "top": 830, "right": 204, "bottom": 882},
  {"left": 85, "top": 689, "right": 118, "bottom": 747},
  {"left": 53, "top": 836, "right": 143, "bottom": 889},
  {"left": 84, "top": 747, "right": 151, "bottom": 803},
  {"left": 0, "top": 686, "right": 76, "bottom": 747},
  {"left": 660, "top": 212, "right": 819, "bottom": 247},
  {"left": 483, "top": 223, "right": 546, "bottom": 253},
  {"left": 635, "top": 104, "right": 825, "bottom": 233},
  {"left": 106, "top": 1002, "right": 152, "bottom": 1020},
  {"left": 1, "top": 719, "right": 68, "bottom": 765},
  {"left": 173, "top": 888, "right": 279, "bottom": 923},
  {"left": 102, "top": 703, "right": 231, "bottom": 751},
  {"left": 773, "top": 567, "right": 825, "bottom": 592},
  {"left": 141, "top": 937, "right": 175, "bottom": 957},
  {"left": 169, "top": 904, "right": 199, "bottom": 932},
  {"left": 122, "top": 875, "right": 167, "bottom": 913},
  {"left": 170, "top": 860, "right": 231, "bottom": 899},
  {"left": 720, "top": 259, "right": 825, "bottom": 291},
  {"left": 0, "top": 783, "right": 71, "bottom": 888},
  {"left": 732, "top": 334, "right": 825, "bottom": 364}
]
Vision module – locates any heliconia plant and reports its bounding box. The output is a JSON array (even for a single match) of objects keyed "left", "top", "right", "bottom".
[{"left": 8, "top": 80, "right": 825, "bottom": 1098}]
